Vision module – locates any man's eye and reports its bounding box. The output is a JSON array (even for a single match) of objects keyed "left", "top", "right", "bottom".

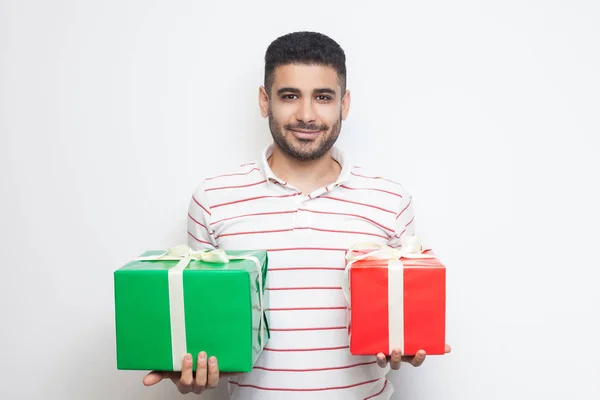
[
  {"left": 282, "top": 94, "right": 298, "bottom": 100},
  {"left": 316, "top": 95, "right": 332, "bottom": 101}
]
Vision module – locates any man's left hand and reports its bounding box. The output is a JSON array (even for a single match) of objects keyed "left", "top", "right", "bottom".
[{"left": 376, "top": 343, "right": 452, "bottom": 370}]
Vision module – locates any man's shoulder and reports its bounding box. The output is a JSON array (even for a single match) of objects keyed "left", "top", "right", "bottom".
[
  {"left": 346, "top": 165, "right": 412, "bottom": 199},
  {"left": 190, "top": 160, "right": 264, "bottom": 200},
  {"left": 204, "top": 161, "right": 262, "bottom": 185}
]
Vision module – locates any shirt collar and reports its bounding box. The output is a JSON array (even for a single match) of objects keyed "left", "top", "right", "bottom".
[{"left": 258, "top": 143, "right": 352, "bottom": 187}]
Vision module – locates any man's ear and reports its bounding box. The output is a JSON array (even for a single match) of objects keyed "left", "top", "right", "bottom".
[
  {"left": 341, "top": 89, "right": 351, "bottom": 120},
  {"left": 259, "top": 86, "right": 270, "bottom": 118}
]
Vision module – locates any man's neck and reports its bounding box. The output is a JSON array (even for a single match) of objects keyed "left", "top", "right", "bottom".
[{"left": 267, "top": 145, "right": 342, "bottom": 194}]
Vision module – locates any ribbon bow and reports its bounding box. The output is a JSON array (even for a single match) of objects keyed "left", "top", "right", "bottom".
[
  {"left": 342, "top": 236, "right": 433, "bottom": 306},
  {"left": 137, "top": 245, "right": 231, "bottom": 265}
]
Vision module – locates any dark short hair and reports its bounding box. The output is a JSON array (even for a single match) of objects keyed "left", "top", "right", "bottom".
[{"left": 264, "top": 31, "right": 347, "bottom": 96}]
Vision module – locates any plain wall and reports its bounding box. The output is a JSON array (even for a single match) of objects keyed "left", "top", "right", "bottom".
[{"left": 1, "top": 0, "right": 599, "bottom": 399}]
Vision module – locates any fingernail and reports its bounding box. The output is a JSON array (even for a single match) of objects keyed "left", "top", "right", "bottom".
[
  {"left": 199, "top": 352, "right": 206, "bottom": 362},
  {"left": 209, "top": 357, "right": 216, "bottom": 365},
  {"left": 184, "top": 354, "right": 192, "bottom": 362},
  {"left": 392, "top": 349, "right": 400, "bottom": 356}
]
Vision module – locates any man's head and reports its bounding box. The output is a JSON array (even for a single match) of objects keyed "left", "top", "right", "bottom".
[{"left": 259, "top": 31, "right": 351, "bottom": 161}]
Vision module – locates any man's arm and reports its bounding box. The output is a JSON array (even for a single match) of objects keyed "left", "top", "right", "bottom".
[
  {"left": 386, "top": 191, "right": 416, "bottom": 250},
  {"left": 379, "top": 190, "right": 451, "bottom": 370},
  {"left": 187, "top": 179, "right": 217, "bottom": 251}
]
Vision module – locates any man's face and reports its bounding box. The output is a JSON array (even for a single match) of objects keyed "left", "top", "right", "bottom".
[{"left": 259, "top": 64, "right": 350, "bottom": 161}]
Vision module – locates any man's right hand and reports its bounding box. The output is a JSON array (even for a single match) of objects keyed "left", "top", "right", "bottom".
[{"left": 143, "top": 351, "right": 231, "bottom": 395}]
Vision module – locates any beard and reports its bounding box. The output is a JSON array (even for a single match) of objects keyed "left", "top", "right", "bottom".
[{"left": 268, "top": 108, "right": 342, "bottom": 161}]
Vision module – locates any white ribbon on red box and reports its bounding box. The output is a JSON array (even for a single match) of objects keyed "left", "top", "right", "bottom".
[{"left": 342, "top": 235, "right": 436, "bottom": 354}]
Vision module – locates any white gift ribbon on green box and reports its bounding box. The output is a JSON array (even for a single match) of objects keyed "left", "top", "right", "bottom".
[{"left": 136, "top": 245, "right": 265, "bottom": 370}]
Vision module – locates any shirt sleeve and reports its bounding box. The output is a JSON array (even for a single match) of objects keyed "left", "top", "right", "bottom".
[
  {"left": 187, "top": 180, "right": 217, "bottom": 250},
  {"left": 387, "top": 190, "right": 416, "bottom": 249}
]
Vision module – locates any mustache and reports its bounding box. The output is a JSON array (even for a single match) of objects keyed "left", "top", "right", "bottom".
[{"left": 284, "top": 122, "right": 329, "bottom": 131}]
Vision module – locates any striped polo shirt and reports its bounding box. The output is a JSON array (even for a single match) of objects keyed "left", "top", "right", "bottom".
[{"left": 187, "top": 144, "right": 416, "bottom": 400}]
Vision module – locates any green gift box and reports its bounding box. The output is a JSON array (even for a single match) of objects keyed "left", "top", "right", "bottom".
[{"left": 114, "top": 246, "right": 269, "bottom": 372}]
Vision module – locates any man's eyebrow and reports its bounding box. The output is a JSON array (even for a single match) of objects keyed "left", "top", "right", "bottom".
[
  {"left": 276, "top": 87, "right": 301, "bottom": 95},
  {"left": 314, "top": 88, "right": 337, "bottom": 95},
  {"left": 275, "top": 87, "right": 337, "bottom": 96}
]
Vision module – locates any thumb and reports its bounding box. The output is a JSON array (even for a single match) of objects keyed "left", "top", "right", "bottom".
[{"left": 143, "top": 371, "right": 169, "bottom": 386}]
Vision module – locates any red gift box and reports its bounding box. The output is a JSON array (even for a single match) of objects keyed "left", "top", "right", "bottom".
[{"left": 343, "top": 237, "right": 446, "bottom": 356}]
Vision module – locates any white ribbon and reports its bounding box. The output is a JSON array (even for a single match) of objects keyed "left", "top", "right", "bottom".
[
  {"left": 136, "top": 245, "right": 266, "bottom": 370},
  {"left": 342, "top": 236, "right": 434, "bottom": 354}
]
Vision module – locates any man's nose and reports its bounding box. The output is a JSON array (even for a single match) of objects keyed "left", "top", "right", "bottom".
[{"left": 295, "top": 99, "right": 317, "bottom": 123}]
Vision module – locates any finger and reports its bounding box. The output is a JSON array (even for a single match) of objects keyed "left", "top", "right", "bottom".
[
  {"left": 410, "top": 350, "right": 426, "bottom": 367},
  {"left": 143, "top": 371, "right": 170, "bottom": 386},
  {"left": 445, "top": 343, "right": 452, "bottom": 353},
  {"left": 177, "top": 354, "right": 194, "bottom": 393},
  {"left": 207, "top": 356, "right": 220, "bottom": 388},
  {"left": 376, "top": 353, "right": 387, "bottom": 368},
  {"left": 389, "top": 348, "right": 402, "bottom": 370},
  {"left": 194, "top": 352, "right": 208, "bottom": 389}
]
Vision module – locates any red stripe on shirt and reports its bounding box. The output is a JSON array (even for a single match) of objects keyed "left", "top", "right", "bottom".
[
  {"left": 269, "top": 267, "right": 345, "bottom": 272},
  {"left": 394, "top": 228, "right": 407, "bottom": 239},
  {"left": 339, "top": 184, "right": 402, "bottom": 198},
  {"left": 206, "top": 167, "right": 260, "bottom": 181},
  {"left": 210, "top": 210, "right": 296, "bottom": 226},
  {"left": 187, "top": 213, "right": 211, "bottom": 233},
  {"left": 192, "top": 196, "right": 211, "bottom": 215},
  {"left": 266, "top": 286, "right": 342, "bottom": 291},
  {"left": 266, "top": 247, "right": 347, "bottom": 252},
  {"left": 205, "top": 179, "right": 267, "bottom": 192},
  {"left": 295, "top": 227, "right": 388, "bottom": 239},
  {"left": 228, "top": 378, "right": 379, "bottom": 392},
  {"left": 364, "top": 380, "right": 388, "bottom": 400},
  {"left": 319, "top": 196, "right": 396, "bottom": 214},
  {"left": 264, "top": 345, "right": 349, "bottom": 352},
  {"left": 217, "top": 226, "right": 386, "bottom": 240},
  {"left": 269, "top": 326, "right": 346, "bottom": 332},
  {"left": 351, "top": 171, "right": 400, "bottom": 186},
  {"left": 396, "top": 197, "right": 412, "bottom": 219},
  {"left": 299, "top": 209, "right": 394, "bottom": 233},
  {"left": 187, "top": 231, "right": 212, "bottom": 246},
  {"left": 266, "top": 306, "right": 347, "bottom": 311},
  {"left": 268, "top": 267, "right": 345, "bottom": 272},
  {"left": 240, "top": 162, "right": 257, "bottom": 167},
  {"left": 253, "top": 361, "right": 377, "bottom": 373},
  {"left": 215, "top": 228, "right": 293, "bottom": 239},
  {"left": 212, "top": 193, "right": 300, "bottom": 209}
]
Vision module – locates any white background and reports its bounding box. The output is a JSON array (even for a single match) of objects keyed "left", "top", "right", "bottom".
[{"left": 1, "top": 1, "right": 599, "bottom": 399}]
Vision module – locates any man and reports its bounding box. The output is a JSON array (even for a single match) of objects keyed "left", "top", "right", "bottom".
[{"left": 143, "top": 31, "right": 450, "bottom": 399}]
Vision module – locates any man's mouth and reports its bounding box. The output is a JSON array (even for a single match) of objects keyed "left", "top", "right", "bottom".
[
  {"left": 290, "top": 129, "right": 322, "bottom": 134},
  {"left": 289, "top": 128, "right": 323, "bottom": 140}
]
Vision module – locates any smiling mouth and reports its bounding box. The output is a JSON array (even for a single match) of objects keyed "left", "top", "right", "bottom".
[{"left": 290, "top": 129, "right": 322, "bottom": 134}]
